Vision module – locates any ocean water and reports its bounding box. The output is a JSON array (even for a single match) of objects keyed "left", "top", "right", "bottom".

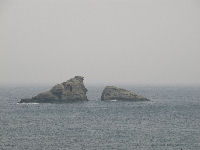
[{"left": 0, "top": 85, "right": 200, "bottom": 150}]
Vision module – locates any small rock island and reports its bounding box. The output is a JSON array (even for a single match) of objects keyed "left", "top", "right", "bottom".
[
  {"left": 101, "top": 86, "right": 149, "bottom": 101},
  {"left": 19, "top": 76, "right": 88, "bottom": 103}
]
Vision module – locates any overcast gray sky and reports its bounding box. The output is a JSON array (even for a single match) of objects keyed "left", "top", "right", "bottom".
[{"left": 0, "top": 0, "right": 200, "bottom": 85}]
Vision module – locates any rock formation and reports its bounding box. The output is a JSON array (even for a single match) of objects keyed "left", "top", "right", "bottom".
[
  {"left": 101, "top": 86, "right": 149, "bottom": 101},
  {"left": 20, "top": 76, "right": 88, "bottom": 103}
]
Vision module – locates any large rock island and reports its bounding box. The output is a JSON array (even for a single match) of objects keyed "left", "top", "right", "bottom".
[
  {"left": 101, "top": 86, "right": 149, "bottom": 101},
  {"left": 20, "top": 76, "right": 88, "bottom": 103}
]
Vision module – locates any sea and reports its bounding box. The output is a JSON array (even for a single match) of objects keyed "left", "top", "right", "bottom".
[{"left": 0, "top": 85, "right": 200, "bottom": 150}]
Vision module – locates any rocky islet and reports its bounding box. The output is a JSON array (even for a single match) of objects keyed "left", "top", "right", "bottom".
[
  {"left": 20, "top": 76, "right": 149, "bottom": 103},
  {"left": 101, "top": 86, "right": 149, "bottom": 101},
  {"left": 20, "top": 76, "right": 88, "bottom": 103}
]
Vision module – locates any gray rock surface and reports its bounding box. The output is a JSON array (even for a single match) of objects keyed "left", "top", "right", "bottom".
[
  {"left": 101, "top": 86, "right": 149, "bottom": 101},
  {"left": 20, "top": 76, "right": 88, "bottom": 103}
]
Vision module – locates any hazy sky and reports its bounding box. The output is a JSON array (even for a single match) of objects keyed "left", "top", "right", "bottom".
[{"left": 0, "top": 0, "right": 200, "bottom": 85}]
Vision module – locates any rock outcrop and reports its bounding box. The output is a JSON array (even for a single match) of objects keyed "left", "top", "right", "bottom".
[
  {"left": 20, "top": 76, "right": 88, "bottom": 103},
  {"left": 101, "top": 86, "right": 149, "bottom": 101}
]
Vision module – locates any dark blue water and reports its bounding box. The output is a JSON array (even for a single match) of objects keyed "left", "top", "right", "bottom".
[{"left": 0, "top": 86, "right": 200, "bottom": 150}]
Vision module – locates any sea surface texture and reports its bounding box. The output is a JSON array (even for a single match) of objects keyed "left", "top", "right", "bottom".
[{"left": 0, "top": 86, "right": 200, "bottom": 150}]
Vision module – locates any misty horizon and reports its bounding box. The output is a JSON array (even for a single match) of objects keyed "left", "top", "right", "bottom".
[{"left": 1, "top": 0, "right": 200, "bottom": 86}]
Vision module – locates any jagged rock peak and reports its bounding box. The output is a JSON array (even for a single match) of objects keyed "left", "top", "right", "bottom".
[{"left": 20, "top": 76, "right": 88, "bottom": 103}]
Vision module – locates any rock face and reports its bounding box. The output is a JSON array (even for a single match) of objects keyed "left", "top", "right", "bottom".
[
  {"left": 101, "top": 86, "right": 149, "bottom": 101},
  {"left": 20, "top": 76, "right": 88, "bottom": 103}
]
